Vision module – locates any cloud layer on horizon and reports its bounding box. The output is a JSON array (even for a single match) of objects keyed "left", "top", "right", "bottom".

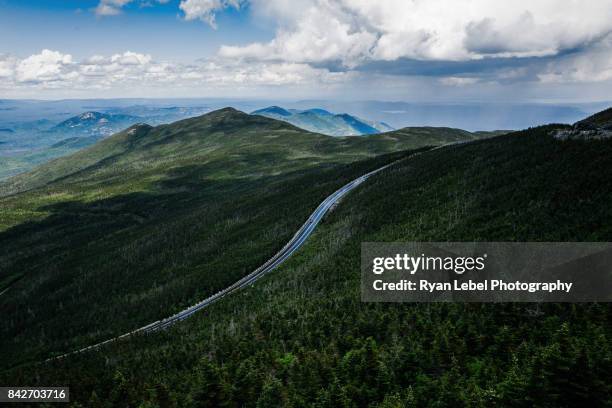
[{"left": 0, "top": 49, "right": 353, "bottom": 97}]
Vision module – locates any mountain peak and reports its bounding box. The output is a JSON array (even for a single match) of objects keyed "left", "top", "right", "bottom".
[
  {"left": 303, "top": 108, "right": 332, "bottom": 116},
  {"left": 197, "top": 107, "right": 251, "bottom": 122},
  {"left": 78, "top": 111, "right": 103, "bottom": 121},
  {"left": 51, "top": 111, "right": 142, "bottom": 139},
  {"left": 213, "top": 106, "right": 240, "bottom": 114},
  {"left": 252, "top": 106, "right": 292, "bottom": 117},
  {"left": 200, "top": 107, "right": 248, "bottom": 119},
  {"left": 172, "top": 107, "right": 267, "bottom": 131}
]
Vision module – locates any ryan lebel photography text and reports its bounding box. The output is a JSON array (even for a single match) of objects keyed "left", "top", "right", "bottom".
[{"left": 371, "top": 253, "right": 573, "bottom": 294}]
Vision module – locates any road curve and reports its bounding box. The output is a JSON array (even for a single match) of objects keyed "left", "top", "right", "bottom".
[
  {"left": 49, "top": 140, "right": 475, "bottom": 361},
  {"left": 48, "top": 140, "right": 477, "bottom": 361},
  {"left": 48, "top": 158, "right": 401, "bottom": 361}
]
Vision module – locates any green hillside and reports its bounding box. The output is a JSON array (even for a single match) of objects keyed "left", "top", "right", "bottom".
[
  {"left": 2, "top": 123, "right": 611, "bottom": 406},
  {"left": 0, "top": 108, "right": 478, "bottom": 368},
  {"left": 0, "top": 108, "right": 479, "bottom": 199}
]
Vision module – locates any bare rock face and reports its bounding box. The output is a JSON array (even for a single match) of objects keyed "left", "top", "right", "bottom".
[
  {"left": 553, "top": 107, "right": 612, "bottom": 141},
  {"left": 553, "top": 127, "right": 612, "bottom": 141}
]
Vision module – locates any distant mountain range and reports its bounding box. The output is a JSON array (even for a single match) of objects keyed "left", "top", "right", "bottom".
[
  {"left": 51, "top": 111, "right": 142, "bottom": 139},
  {"left": 0, "top": 107, "right": 487, "bottom": 193},
  {"left": 0, "top": 105, "right": 503, "bottom": 181},
  {"left": 251, "top": 106, "right": 394, "bottom": 136},
  {"left": 0, "top": 107, "right": 212, "bottom": 179},
  {"left": 47, "top": 107, "right": 214, "bottom": 142},
  {"left": 103, "top": 105, "right": 211, "bottom": 124}
]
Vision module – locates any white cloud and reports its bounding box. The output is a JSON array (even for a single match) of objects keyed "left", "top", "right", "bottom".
[
  {"left": 0, "top": 49, "right": 351, "bottom": 94},
  {"left": 15, "top": 49, "right": 73, "bottom": 83},
  {"left": 220, "top": 0, "right": 612, "bottom": 65},
  {"left": 179, "top": 0, "right": 242, "bottom": 28},
  {"left": 94, "top": 0, "right": 234, "bottom": 26},
  {"left": 95, "top": 4, "right": 123, "bottom": 16},
  {"left": 90, "top": 0, "right": 612, "bottom": 82},
  {"left": 220, "top": 1, "right": 378, "bottom": 67},
  {"left": 95, "top": 0, "right": 133, "bottom": 16},
  {"left": 111, "top": 51, "right": 152, "bottom": 65},
  {"left": 94, "top": 0, "right": 168, "bottom": 16},
  {"left": 538, "top": 34, "right": 612, "bottom": 83},
  {"left": 4, "top": 1, "right": 612, "bottom": 98}
]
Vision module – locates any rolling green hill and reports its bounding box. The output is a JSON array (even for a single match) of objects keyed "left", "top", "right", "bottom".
[
  {"left": 3, "top": 122, "right": 610, "bottom": 406},
  {"left": 0, "top": 108, "right": 481, "bottom": 368}
]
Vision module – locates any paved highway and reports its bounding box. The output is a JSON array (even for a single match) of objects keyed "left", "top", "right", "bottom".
[
  {"left": 49, "top": 141, "right": 472, "bottom": 361},
  {"left": 50, "top": 140, "right": 473, "bottom": 361},
  {"left": 48, "top": 159, "right": 398, "bottom": 360}
]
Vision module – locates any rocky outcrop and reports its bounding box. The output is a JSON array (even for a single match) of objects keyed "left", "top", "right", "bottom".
[
  {"left": 553, "top": 107, "right": 612, "bottom": 140},
  {"left": 553, "top": 127, "right": 612, "bottom": 141}
]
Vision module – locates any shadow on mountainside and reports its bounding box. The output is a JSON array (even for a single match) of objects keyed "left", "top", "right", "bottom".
[{"left": 0, "top": 150, "right": 409, "bottom": 368}]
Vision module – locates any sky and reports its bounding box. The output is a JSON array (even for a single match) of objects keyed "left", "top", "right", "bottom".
[{"left": 1, "top": 0, "right": 612, "bottom": 102}]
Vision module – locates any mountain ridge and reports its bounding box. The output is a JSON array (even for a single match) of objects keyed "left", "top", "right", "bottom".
[
  {"left": 251, "top": 105, "right": 394, "bottom": 136},
  {"left": 553, "top": 105, "right": 612, "bottom": 140},
  {"left": 577, "top": 107, "right": 612, "bottom": 127},
  {"left": 52, "top": 111, "right": 141, "bottom": 137},
  {"left": 0, "top": 107, "right": 484, "bottom": 198}
]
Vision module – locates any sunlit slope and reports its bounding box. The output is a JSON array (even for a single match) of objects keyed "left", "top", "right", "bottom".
[{"left": 0, "top": 108, "right": 478, "bottom": 199}]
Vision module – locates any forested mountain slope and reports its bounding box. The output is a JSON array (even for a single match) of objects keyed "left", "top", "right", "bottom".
[
  {"left": 0, "top": 108, "right": 474, "bottom": 368},
  {"left": 3, "top": 124, "right": 611, "bottom": 406}
]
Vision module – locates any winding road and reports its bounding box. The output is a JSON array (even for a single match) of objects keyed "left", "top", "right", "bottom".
[
  {"left": 49, "top": 158, "right": 400, "bottom": 360},
  {"left": 49, "top": 140, "right": 473, "bottom": 361}
]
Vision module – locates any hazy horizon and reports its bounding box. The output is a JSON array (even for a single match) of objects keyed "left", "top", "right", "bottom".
[{"left": 1, "top": 97, "right": 609, "bottom": 131}]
